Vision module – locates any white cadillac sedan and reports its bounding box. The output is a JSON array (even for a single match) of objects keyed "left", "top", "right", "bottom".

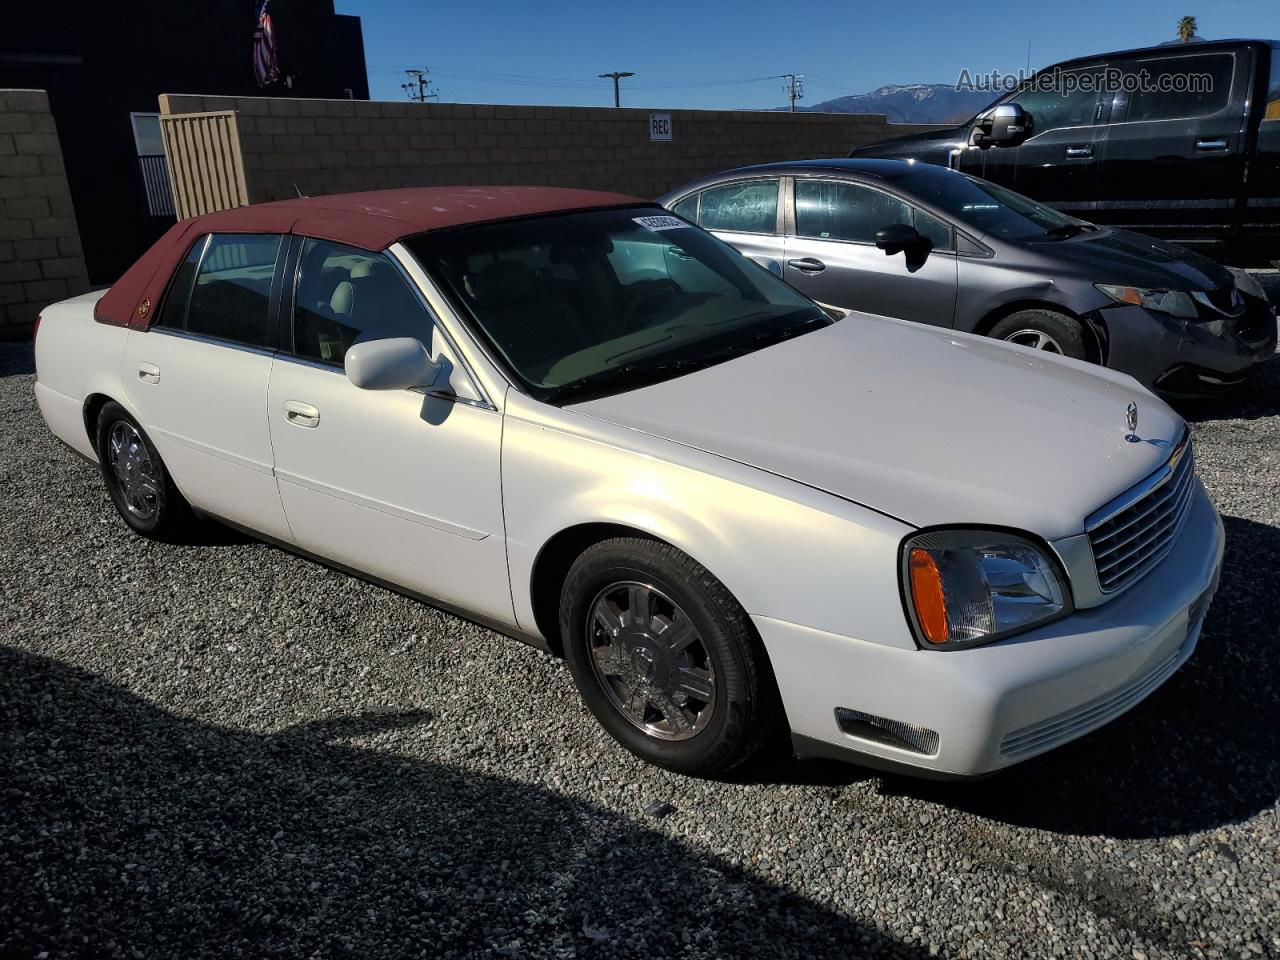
[{"left": 33, "top": 187, "right": 1223, "bottom": 778}]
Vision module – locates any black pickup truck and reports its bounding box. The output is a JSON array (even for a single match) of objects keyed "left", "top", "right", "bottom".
[{"left": 850, "top": 39, "right": 1280, "bottom": 264}]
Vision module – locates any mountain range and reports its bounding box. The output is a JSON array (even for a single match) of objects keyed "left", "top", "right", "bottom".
[{"left": 784, "top": 83, "right": 998, "bottom": 124}]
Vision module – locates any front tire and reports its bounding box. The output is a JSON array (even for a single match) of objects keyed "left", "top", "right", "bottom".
[
  {"left": 95, "top": 401, "right": 194, "bottom": 542},
  {"left": 559, "top": 537, "right": 782, "bottom": 776},
  {"left": 988, "top": 309, "right": 1088, "bottom": 361}
]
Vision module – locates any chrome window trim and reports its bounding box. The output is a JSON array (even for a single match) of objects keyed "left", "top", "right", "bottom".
[{"left": 149, "top": 325, "right": 277, "bottom": 359}]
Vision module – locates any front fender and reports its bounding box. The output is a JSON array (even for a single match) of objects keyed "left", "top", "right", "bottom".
[{"left": 501, "top": 391, "right": 917, "bottom": 651}]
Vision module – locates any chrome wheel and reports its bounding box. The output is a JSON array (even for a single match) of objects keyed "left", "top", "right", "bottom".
[
  {"left": 107, "top": 421, "right": 160, "bottom": 521},
  {"left": 586, "top": 581, "right": 717, "bottom": 741},
  {"left": 1004, "top": 329, "right": 1064, "bottom": 353}
]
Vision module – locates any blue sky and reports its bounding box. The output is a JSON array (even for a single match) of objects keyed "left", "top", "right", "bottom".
[{"left": 344, "top": 0, "right": 1277, "bottom": 110}]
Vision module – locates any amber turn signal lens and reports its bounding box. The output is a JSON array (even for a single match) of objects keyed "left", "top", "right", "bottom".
[{"left": 908, "top": 548, "right": 949, "bottom": 645}]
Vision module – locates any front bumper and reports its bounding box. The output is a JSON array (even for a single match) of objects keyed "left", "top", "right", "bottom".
[
  {"left": 1102, "top": 299, "right": 1277, "bottom": 395},
  {"left": 757, "top": 483, "right": 1224, "bottom": 777}
]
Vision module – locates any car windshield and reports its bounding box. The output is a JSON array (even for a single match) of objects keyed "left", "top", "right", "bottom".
[
  {"left": 898, "top": 170, "right": 1086, "bottom": 241},
  {"left": 408, "top": 208, "right": 829, "bottom": 404}
]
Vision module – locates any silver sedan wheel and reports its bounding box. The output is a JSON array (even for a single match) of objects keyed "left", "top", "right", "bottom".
[
  {"left": 107, "top": 421, "right": 160, "bottom": 521},
  {"left": 586, "top": 581, "right": 717, "bottom": 741},
  {"left": 1004, "top": 328, "right": 1065, "bottom": 354}
]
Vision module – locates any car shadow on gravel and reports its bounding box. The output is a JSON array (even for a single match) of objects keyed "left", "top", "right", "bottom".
[
  {"left": 758, "top": 515, "right": 1280, "bottom": 841},
  {"left": 0, "top": 648, "right": 928, "bottom": 960}
]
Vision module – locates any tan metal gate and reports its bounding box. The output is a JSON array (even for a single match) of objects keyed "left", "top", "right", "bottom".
[{"left": 159, "top": 110, "right": 249, "bottom": 220}]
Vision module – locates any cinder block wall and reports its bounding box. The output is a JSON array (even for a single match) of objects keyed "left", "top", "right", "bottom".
[
  {"left": 0, "top": 90, "right": 90, "bottom": 339},
  {"left": 160, "top": 94, "right": 941, "bottom": 205}
]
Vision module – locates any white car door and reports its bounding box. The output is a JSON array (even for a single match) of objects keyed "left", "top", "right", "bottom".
[
  {"left": 121, "top": 233, "right": 292, "bottom": 541},
  {"left": 265, "top": 238, "right": 512, "bottom": 624}
]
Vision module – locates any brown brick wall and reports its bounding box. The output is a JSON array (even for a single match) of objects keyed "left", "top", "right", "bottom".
[
  {"left": 159, "top": 94, "right": 942, "bottom": 206},
  {"left": 0, "top": 90, "right": 91, "bottom": 339}
]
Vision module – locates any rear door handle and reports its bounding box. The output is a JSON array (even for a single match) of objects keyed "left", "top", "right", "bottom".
[
  {"left": 137, "top": 363, "right": 160, "bottom": 384},
  {"left": 1065, "top": 145, "right": 1093, "bottom": 159},
  {"left": 786, "top": 258, "right": 826, "bottom": 274},
  {"left": 1195, "top": 138, "right": 1229, "bottom": 152},
  {"left": 282, "top": 400, "right": 320, "bottom": 428}
]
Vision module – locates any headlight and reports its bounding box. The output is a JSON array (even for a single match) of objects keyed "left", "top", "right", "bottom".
[
  {"left": 1095, "top": 283, "right": 1198, "bottom": 318},
  {"left": 1226, "top": 267, "right": 1266, "bottom": 301},
  {"left": 901, "top": 529, "right": 1071, "bottom": 650}
]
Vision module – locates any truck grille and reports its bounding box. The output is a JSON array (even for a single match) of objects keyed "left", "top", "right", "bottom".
[{"left": 1088, "top": 435, "right": 1195, "bottom": 593}]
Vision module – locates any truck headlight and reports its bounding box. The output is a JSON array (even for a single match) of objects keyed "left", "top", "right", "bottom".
[
  {"left": 901, "top": 529, "right": 1071, "bottom": 650},
  {"left": 1095, "top": 283, "right": 1198, "bottom": 319}
]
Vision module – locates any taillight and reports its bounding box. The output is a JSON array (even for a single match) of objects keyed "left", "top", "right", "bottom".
[{"left": 32, "top": 313, "right": 42, "bottom": 342}]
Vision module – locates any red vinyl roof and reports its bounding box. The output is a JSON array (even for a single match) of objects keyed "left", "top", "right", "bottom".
[{"left": 96, "top": 186, "right": 646, "bottom": 329}]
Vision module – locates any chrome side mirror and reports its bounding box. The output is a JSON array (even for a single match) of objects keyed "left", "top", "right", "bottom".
[
  {"left": 344, "top": 337, "right": 440, "bottom": 391},
  {"left": 984, "top": 103, "right": 1029, "bottom": 146}
]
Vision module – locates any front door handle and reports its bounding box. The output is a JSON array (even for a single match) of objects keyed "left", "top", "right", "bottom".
[
  {"left": 1065, "top": 145, "right": 1093, "bottom": 159},
  {"left": 282, "top": 400, "right": 320, "bottom": 428},
  {"left": 137, "top": 363, "right": 160, "bottom": 384},
  {"left": 1195, "top": 138, "right": 1229, "bottom": 152},
  {"left": 786, "top": 257, "right": 826, "bottom": 274}
]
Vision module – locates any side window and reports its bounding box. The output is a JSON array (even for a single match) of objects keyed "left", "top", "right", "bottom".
[
  {"left": 292, "top": 238, "right": 433, "bottom": 366},
  {"left": 795, "top": 180, "right": 912, "bottom": 243},
  {"left": 1008, "top": 66, "right": 1103, "bottom": 134},
  {"left": 914, "top": 209, "right": 954, "bottom": 252},
  {"left": 1125, "top": 54, "right": 1234, "bottom": 122},
  {"left": 670, "top": 194, "right": 699, "bottom": 222},
  {"left": 154, "top": 237, "right": 204, "bottom": 329},
  {"left": 1267, "top": 47, "right": 1280, "bottom": 121},
  {"left": 186, "top": 233, "right": 282, "bottom": 347},
  {"left": 697, "top": 180, "right": 779, "bottom": 234}
]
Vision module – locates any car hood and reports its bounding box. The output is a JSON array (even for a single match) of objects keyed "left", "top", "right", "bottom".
[
  {"left": 1021, "top": 227, "right": 1234, "bottom": 291},
  {"left": 570, "top": 316, "right": 1184, "bottom": 539}
]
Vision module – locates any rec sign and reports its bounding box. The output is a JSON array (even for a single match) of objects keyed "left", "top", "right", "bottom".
[{"left": 649, "top": 113, "right": 673, "bottom": 141}]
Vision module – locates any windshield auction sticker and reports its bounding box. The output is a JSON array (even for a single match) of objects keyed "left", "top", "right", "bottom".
[{"left": 633, "top": 215, "right": 688, "bottom": 231}]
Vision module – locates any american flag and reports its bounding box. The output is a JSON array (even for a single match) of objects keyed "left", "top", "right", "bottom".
[{"left": 252, "top": 0, "right": 280, "bottom": 88}]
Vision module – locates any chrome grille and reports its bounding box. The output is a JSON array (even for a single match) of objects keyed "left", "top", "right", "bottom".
[{"left": 1088, "top": 435, "right": 1196, "bottom": 593}]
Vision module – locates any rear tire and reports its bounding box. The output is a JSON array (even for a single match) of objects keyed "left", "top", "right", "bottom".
[
  {"left": 988, "top": 309, "right": 1088, "bottom": 361},
  {"left": 559, "top": 537, "right": 782, "bottom": 776},
  {"left": 95, "top": 401, "right": 194, "bottom": 542}
]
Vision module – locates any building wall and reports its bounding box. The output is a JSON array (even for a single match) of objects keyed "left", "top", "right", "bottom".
[
  {"left": 0, "top": 89, "right": 89, "bottom": 339},
  {"left": 4, "top": 0, "right": 369, "bottom": 284},
  {"left": 160, "top": 94, "right": 943, "bottom": 204}
]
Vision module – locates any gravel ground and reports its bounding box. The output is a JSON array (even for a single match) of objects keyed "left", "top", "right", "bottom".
[{"left": 2, "top": 289, "right": 1279, "bottom": 959}]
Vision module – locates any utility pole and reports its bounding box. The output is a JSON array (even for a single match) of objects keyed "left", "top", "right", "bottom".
[
  {"left": 401, "top": 68, "right": 439, "bottom": 103},
  {"left": 598, "top": 71, "right": 635, "bottom": 108},
  {"left": 781, "top": 74, "right": 805, "bottom": 112}
]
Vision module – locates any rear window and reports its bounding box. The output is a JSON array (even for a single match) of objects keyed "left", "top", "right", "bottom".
[
  {"left": 695, "top": 180, "right": 780, "bottom": 234},
  {"left": 185, "top": 234, "right": 282, "bottom": 348},
  {"left": 1125, "top": 53, "right": 1234, "bottom": 122}
]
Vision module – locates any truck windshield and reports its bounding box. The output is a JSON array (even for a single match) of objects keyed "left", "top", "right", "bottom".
[
  {"left": 408, "top": 208, "right": 828, "bottom": 405},
  {"left": 901, "top": 171, "right": 1086, "bottom": 242}
]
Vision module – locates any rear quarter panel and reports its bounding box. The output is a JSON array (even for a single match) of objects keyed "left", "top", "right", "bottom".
[{"left": 33, "top": 292, "right": 131, "bottom": 462}]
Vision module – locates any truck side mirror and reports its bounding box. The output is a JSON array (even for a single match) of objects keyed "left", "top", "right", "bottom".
[{"left": 982, "top": 103, "right": 1029, "bottom": 146}]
